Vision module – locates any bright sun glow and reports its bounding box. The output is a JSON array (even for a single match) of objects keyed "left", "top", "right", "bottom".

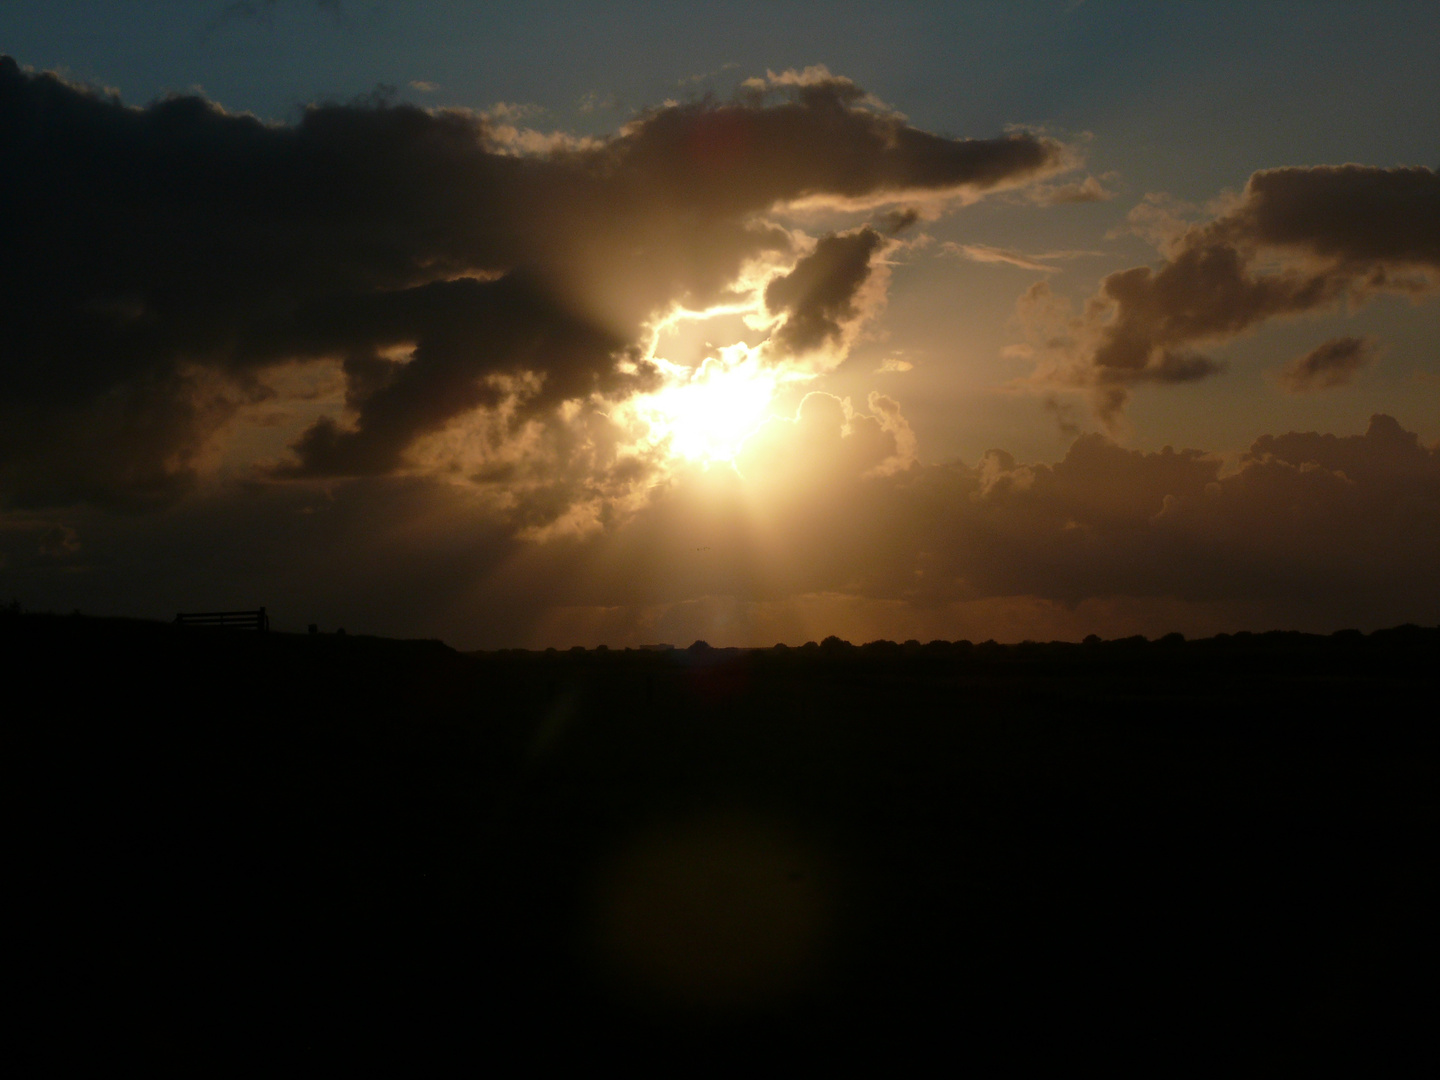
[{"left": 639, "top": 345, "right": 781, "bottom": 463}]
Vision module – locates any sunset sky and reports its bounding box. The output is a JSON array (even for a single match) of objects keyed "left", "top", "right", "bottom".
[{"left": 3, "top": 1, "right": 1439, "bottom": 648}]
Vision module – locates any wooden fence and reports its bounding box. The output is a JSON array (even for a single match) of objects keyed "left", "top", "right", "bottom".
[{"left": 174, "top": 608, "right": 269, "bottom": 631}]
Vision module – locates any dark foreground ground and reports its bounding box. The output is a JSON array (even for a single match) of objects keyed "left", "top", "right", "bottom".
[{"left": 7, "top": 612, "right": 1438, "bottom": 1067}]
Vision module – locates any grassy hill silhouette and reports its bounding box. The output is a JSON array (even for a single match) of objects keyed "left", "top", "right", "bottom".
[{"left": 7, "top": 610, "right": 1436, "bottom": 1067}]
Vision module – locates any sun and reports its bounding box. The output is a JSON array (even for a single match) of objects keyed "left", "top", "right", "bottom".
[
  {"left": 637, "top": 345, "right": 781, "bottom": 464},
  {"left": 619, "top": 297, "right": 814, "bottom": 467}
]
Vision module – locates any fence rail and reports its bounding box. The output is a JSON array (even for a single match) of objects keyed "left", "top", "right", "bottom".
[{"left": 174, "top": 608, "right": 269, "bottom": 631}]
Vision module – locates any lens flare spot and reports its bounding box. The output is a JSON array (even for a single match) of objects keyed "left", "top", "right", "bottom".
[{"left": 591, "top": 813, "right": 832, "bottom": 1012}]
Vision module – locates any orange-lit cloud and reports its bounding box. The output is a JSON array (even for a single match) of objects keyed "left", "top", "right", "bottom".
[
  {"left": 944, "top": 242, "right": 1058, "bottom": 273},
  {"left": 1025, "top": 174, "right": 1115, "bottom": 205}
]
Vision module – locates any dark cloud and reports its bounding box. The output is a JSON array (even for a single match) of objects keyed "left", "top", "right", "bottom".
[
  {"left": 877, "top": 207, "right": 921, "bottom": 235},
  {"left": 1210, "top": 165, "right": 1440, "bottom": 268},
  {"left": 270, "top": 277, "right": 634, "bottom": 476},
  {"left": 1279, "top": 336, "right": 1378, "bottom": 392},
  {"left": 1029, "top": 166, "right": 1439, "bottom": 422},
  {"left": 0, "top": 56, "right": 1064, "bottom": 509},
  {"left": 1069, "top": 240, "right": 1319, "bottom": 424},
  {"left": 764, "top": 229, "right": 885, "bottom": 355}
]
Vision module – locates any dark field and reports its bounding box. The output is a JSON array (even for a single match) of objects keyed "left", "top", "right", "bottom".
[{"left": 7, "top": 613, "right": 1437, "bottom": 1067}]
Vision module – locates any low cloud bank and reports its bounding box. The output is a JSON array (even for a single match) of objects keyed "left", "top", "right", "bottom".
[{"left": 7, "top": 412, "right": 1437, "bottom": 647}]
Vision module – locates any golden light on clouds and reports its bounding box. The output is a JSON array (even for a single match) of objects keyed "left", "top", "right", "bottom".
[
  {"left": 620, "top": 299, "right": 818, "bottom": 468},
  {"left": 6, "top": 42, "right": 1439, "bottom": 651},
  {"left": 635, "top": 348, "right": 782, "bottom": 465}
]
